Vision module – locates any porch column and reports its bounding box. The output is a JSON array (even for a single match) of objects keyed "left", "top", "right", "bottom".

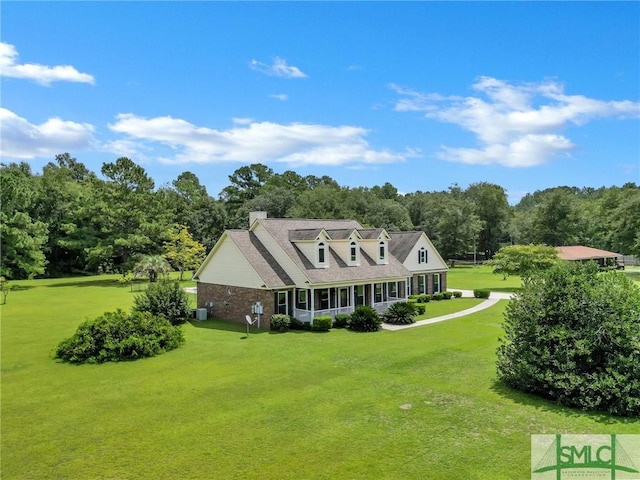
[
  {"left": 351, "top": 285, "right": 355, "bottom": 310},
  {"left": 370, "top": 283, "right": 375, "bottom": 307},
  {"left": 310, "top": 287, "right": 315, "bottom": 321}
]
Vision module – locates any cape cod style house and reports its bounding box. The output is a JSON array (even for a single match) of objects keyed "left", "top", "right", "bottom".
[{"left": 194, "top": 212, "right": 448, "bottom": 329}]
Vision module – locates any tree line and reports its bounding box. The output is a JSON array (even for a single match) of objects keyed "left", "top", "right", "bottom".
[{"left": 2, "top": 154, "right": 639, "bottom": 279}]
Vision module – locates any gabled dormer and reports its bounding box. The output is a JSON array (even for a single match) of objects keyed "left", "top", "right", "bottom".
[
  {"left": 289, "top": 228, "right": 332, "bottom": 268},
  {"left": 358, "top": 228, "right": 390, "bottom": 265},
  {"left": 323, "top": 229, "right": 362, "bottom": 267}
]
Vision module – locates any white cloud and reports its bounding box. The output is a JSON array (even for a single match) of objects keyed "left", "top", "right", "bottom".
[
  {"left": 249, "top": 57, "right": 307, "bottom": 78},
  {"left": 108, "top": 113, "right": 415, "bottom": 166},
  {"left": 0, "top": 42, "right": 95, "bottom": 85},
  {"left": 0, "top": 108, "right": 96, "bottom": 159},
  {"left": 270, "top": 93, "right": 288, "bottom": 101},
  {"left": 391, "top": 77, "right": 640, "bottom": 167}
]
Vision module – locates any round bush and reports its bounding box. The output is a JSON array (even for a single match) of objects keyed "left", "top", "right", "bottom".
[
  {"left": 270, "top": 314, "right": 291, "bottom": 332},
  {"left": 452, "top": 291, "right": 463, "bottom": 298},
  {"left": 382, "top": 302, "right": 417, "bottom": 325},
  {"left": 442, "top": 291, "right": 453, "bottom": 300},
  {"left": 132, "top": 279, "right": 191, "bottom": 325},
  {"left": 497, "top": 262, "right": 640, "bottom": 417},
  {"left": 432, "top": 293, "right": 444, "bottom": 301},
  {"left": 348, "top": 305, "right": 382, "bottom": 332},
  {"left": 312, "top": 316, "right": 332, "bottom": 332},
  {"left": 54, "top": 309, "right": 184, "bottom": 364},
  {"left": 473, "top": 289, "right": 491, "bottom": 299},
  {"left": 333, "top": 314, "right": 350, "bottom": 328}
]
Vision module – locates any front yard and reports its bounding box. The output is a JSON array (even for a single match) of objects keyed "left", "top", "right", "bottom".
[{"left": 1, "top": 275, "right": 637, "bottom": 479}]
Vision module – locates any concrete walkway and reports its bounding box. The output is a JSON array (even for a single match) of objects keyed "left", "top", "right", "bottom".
[{"left": 381, "top": 289, "right": 516, "bottom": 331}]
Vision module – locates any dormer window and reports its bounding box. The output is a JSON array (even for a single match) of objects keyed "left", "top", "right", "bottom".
[
  {"left": 418, "top": 247, "right": 427, "bottom": 264},
  {"left": 318, "top": 242, "right": 326, "bottom": 266},
  {"left": 379, "top": 241, "right": 386, "bottom": 261},
  {"left": 350, "top": 242, "right": 357, "bottom": 263}
]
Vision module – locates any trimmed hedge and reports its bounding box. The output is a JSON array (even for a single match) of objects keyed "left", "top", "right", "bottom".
[
  {"left": 418, "top": 294, "right": 431, "bottom": 303},
  {"left": 270, "top": 314, "right": 291, "bottom": 332},
  {"left": 473, "top": 289, "right": 491, "bottom": 299},
  {"left": 312, "top": 316, "right": 332, "bottom": 332},
  {"left": 452, "top": 291, "right": 463, "bottom": 298},
  {"left": 442, "top": 291, "right": 453, "bottom": 300},
  {"left": 290, "top": 317, "right": 311, "bottom": 330},
  {"left": 415, "top": 304, "right": 426, "bottom": 315},
  {"left": 54, "top": 309, "right": 184, "bottom": 364},
  {"left": 432, "top": 293, "right": 444, "bottom": 301},
  {"left": 333, "top": 314, "right": 350, "bottom": 328}
]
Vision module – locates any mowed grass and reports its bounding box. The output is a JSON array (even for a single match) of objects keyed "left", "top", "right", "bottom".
[
  {"left": 414, "top": 298, "right": 485, "bottom": 320},
  {"left": 2, "top": 276, "right": 638, "bottom": 479},
  {"left": 447, "top": 265, "right": 523, "bottom": 292}
]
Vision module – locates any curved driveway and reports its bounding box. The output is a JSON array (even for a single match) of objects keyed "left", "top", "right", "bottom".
[{"left": 381, "top": 289, "right": 515, "bottom": 331}]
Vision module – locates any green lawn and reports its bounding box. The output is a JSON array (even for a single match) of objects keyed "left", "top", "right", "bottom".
[
  {"left": 447, "top": 265, "right": 523, "bottom": 292},
  {"left": 414, "top": 298, "right": 484, "bottom": 320},
  {"left": 2, "top": 276, "right": 637, "bottom": 479}
]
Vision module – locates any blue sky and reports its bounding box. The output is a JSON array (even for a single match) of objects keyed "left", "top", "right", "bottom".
[{"left": 2, "top": 2, "right": 639, "bottom": 203}]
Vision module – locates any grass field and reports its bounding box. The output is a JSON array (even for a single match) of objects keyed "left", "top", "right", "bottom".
[
  {"left": 2, "top": 274, "right": 638, "bottom": 479},
  {"left": 446, "top": 265, "right": 523, "bottom": 292}
]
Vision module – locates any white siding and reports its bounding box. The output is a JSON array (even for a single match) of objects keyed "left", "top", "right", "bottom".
[
  {"left": 403, "top": 234, "right": 448, "bottom": 273},
  {"left": 197, "top": 237, "right": 265, "bottom": 288},
  {"left": 253, "top": 223, "right": 309, "bottom": 285}
]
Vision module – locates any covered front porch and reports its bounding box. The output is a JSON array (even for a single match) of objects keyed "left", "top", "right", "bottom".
[{"left": 282, "top": 280, "right": 408, "bottom": 323}]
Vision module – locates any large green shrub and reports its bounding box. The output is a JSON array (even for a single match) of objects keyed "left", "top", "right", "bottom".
[
  {"left": 132, "top": 279, "right": 190, "bottom": 325},
  {"left": 312, "top": 316, "right": 332, "bottom": 332},
  {"left": 473, "top": 289, "right": 490, "bottom": 299},
  {"left": 441, "top": 291, "right": 453, "bottom": 300},
  {"left": 382, "top": 302, "right": 417, "bottom": 325},
  {"left": 348, "top": 305, "right": 382, "bottom": 332},
  {"left": 54, "top": 309, "right": 184, "bottom": 364},
  {"left": 289, "top": 317, "right": 311, "bottom": 330},
  {"left": 333, "top": 314, "right": 350, "bottom": 328},
  {"left": 270, "top": 314, "right": 291, "bottom": 332},
  {"left": 497, "top": 262, "right": 640, "bottom": 417},
  {"left": 432, "top": 293, "right": 444, "bottom": 301}
]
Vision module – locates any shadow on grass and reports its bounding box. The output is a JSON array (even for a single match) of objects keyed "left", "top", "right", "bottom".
[
  {"left": 490, "top": 287, "right": 522, "bottom": 294},
  {"left": 188, "top": 319, "right": 268, "bottom": 336},
  {"left": 490, "top": 380, "right": 640, "bottom": 425},
  {"left": 8, "top": 285, "right": 36, "bottom": 291},
  {"left": 46, "top": 279, "right": 126, "bottom": 288}
]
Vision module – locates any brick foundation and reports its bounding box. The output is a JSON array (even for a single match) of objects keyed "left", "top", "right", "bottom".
[
  {"left": 410, "top": 272, "right": 448, "bottom": 295},
  {"left": 196, "top": 283, "right": 275, "bottom": 330}
]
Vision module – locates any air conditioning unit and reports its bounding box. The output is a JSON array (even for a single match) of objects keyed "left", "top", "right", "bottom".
[{"left": 195, "top": 308, "right": 207, "bottom": 321}]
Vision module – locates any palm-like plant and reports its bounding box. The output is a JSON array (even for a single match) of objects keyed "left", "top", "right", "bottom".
[
  {"left": 382, "top": 302, "right": 417, "bottom": 325},
  {"left": 133, "top": 255, "right": 172, "bottom": 283}
]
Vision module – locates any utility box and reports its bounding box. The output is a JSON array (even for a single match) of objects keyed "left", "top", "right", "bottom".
[{"left": 195, "top": 308, "right": 207, "bottom": 321}]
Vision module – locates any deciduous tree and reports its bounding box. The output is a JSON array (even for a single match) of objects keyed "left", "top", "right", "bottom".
[{"left": 163, "top": 225, "right": 206, "bottom": 280}]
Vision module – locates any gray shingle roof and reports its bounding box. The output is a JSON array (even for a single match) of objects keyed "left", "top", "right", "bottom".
[
  {"left": 289, "top": 229, "right": 324, "bottom": 241},
  {"left": 258, "top": 218, "right": 410, "bottom": 285},
  {"left": 388, "top": 231, "right": 423, "bottom": 263},
  {"left": 226, "top": 230, "right": 294, "bottom": 288},
  {"left": 358, "top": 228, "right": 386, "bottom": 239}
]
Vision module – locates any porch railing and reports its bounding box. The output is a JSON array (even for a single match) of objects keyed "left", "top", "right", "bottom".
[{"left": 293, "top": 297, "right": 404, "bottom": 323}]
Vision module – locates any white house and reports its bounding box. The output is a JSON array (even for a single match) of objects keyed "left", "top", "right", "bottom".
[{"left": 194, "top": 212, "right": 448, "bottom": 329}]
